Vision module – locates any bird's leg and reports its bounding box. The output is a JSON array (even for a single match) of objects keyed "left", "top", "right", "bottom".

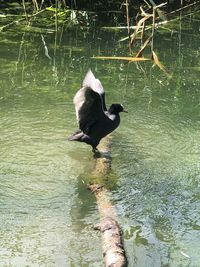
[
  {"left": 92, "top": 147, "right": 102, "bottom": 157},
  {"left": 92, "top": 147, "right": 100, "bottom": 153},
  {"left": 72, "top": 129, "right": 82, "bottom": 136},
  {"left": 92, "top": 149, "right": 102, "bottom": 158}
]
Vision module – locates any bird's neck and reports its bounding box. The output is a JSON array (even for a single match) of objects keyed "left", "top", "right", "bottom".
[
  {"left": 107, "top": 110, "right": 120, "bottom": 121},
  {"left": 108, "top": 109, "right": 119, "bottom": 116}
]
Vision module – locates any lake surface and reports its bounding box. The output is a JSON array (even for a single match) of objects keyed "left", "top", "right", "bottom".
[{"left": 0, "top": 8, "right": 200, "bottom": 267}]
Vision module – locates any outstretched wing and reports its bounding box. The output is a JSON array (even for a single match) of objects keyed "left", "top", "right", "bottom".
[
  {"left": 73, "top": 86, "right": 106, "bottom": 134},
  {"left": 82, "top": 69, "right": 107, "bottom": 111}
]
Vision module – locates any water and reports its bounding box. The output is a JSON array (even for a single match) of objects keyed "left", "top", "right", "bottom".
[{"left": 0, "top": 9, "right": 200, "bottom": 267}]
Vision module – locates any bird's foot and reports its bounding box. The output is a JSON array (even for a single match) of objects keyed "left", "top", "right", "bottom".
[
  {"left": 92, "top": 148, "right": 102, "bottom": 158},
  {"left": 92, "top": 148, "right": 111, "bottom": 159},
  {"left": 92, "top": 147, "right": 100, "bottom": 153}
]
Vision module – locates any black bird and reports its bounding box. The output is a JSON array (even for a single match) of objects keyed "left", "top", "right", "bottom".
[{"left": 69, "top": 70, "right": 127, "bottom": 152}]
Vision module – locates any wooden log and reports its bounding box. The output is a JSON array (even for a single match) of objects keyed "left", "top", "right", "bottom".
[{"left": 88, "top": 136, "right": 128, "bottom": 267}]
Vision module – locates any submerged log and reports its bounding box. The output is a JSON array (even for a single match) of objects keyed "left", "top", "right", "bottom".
[
  {"left": 89, "top": 184, "right": 127, "bottom": 267},
  {"left": 88, "top": 137, "right": 128, "bottom": 267}
]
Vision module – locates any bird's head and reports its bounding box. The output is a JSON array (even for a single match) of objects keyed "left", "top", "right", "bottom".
[{"left": 108, "top": 104, "right": 128, "bottom": 114}]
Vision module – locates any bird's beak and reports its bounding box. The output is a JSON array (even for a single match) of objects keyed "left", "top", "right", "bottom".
[{"left": 123, "top": 108, "right": 128, "bottom": 113}]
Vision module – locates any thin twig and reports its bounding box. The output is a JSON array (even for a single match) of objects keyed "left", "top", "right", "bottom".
[
  {"left": 151, "top": 6, "right": 156, "bottom": 53},
  {"left": 131, "top": 15, "right": 151, "bottom": 46},
  {"left": 136, "top": 33, "right": 153, "bottom": 57},
  {"left": 16, "top": 32, "right": 26, "bottom": 70},
  {"left": 39, "top": 0, "right": 45, "bottom": 10},
  {"left": 22, "top": 0, "right": 28, "bottom": 23},
  {"left": 41, "top": 35, "right": 52, "bottom": 60},
  {"left": 125, "top": 0, "right": 131, "bottom": 54},
  {"left": 55, "top": 0, "right": 58, "bottom": 33},
  {"left": 32, "top": 0, "right": 39, "bottom": 11},
  {"left": 141, "top": 18, "right": 145, "bottom": 45},
  {"left": 169, "top": 0, "right": 200, "bottom": 15},
  {"left": 125, "top": 0, "right": 130, "bottom": 37}
]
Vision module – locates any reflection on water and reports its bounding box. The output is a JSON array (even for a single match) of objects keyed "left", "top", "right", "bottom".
[{"left": 0, "top": 9, "right": 200, "bottom": 267}]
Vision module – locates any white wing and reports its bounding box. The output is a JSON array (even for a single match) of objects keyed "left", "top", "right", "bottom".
[{"left": 82, "top": 69, "right": 105, "bottom": 95}]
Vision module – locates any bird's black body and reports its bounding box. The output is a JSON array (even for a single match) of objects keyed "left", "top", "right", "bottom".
[{"left": 69, "top": 70, "right": 126, "bottom": 151}]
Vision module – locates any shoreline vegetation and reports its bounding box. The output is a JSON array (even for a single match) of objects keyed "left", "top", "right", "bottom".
[
  {"left": 1, "top": 0, "right": 199, "bottom": 75},
  {"left": 0, "top": 0, "right": 199, "bottom": 30}
]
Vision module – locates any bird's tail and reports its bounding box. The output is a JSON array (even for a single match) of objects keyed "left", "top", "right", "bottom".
[{"left": 68, "top": 130, "right": 84, "bottom": 142}]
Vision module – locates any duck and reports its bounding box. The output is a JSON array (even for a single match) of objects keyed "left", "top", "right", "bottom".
[{"left": 69, "top": 70, "right": 127, "bottom": 152}]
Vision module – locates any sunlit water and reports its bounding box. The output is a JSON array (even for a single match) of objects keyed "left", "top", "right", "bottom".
[{"left": 0, "top": 9, "right": 200, "bottom": 267}]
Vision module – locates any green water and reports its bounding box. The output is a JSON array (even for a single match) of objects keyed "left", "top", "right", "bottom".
[{"left": 0, "top": 11, "right": 200, "bottom": 267}]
